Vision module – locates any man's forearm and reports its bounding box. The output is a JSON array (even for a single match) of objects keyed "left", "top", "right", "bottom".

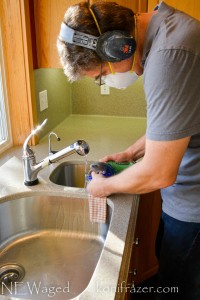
[{"left": 126, "top": 134, "right": 146, "bottom": 161}]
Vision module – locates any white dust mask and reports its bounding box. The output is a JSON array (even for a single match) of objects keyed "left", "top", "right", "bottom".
[{"left": 101, "top": 71, "right": 139, "bottom": 89}]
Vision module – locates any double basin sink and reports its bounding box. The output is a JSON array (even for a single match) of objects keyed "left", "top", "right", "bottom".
[{"left": 0, "top": 162, "right": 112, "bottom": 299}]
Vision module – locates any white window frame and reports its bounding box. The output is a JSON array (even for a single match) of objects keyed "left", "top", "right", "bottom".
[{"left": 0, "top": 23, "right": 12, "bottom": 154}]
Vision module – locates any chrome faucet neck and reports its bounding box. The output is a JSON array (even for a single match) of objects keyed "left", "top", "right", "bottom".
[{"left": 22, "top": 121, "right": 90, "bottom": 186}]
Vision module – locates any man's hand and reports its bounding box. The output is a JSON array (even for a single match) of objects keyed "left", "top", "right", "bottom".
[
  {"left": 100, "top": 150, "right": 132, "bottom": 163},
  {"left": 100, "top": 134, "right": 146, "bottom": 163},
  {"left": 87, "top": 172, "right": 111, "bottom": 198}
]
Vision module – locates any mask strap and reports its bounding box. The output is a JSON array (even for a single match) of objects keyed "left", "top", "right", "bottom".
[
  {"left": 130, "top": 14, "right": 137, "bottom": 73},
  {"left": 89, "top": 7, "right": 115, "bottom": 74}
]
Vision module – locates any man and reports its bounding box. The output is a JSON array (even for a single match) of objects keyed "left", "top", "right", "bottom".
[{"left": 57, "top": 2, "right": 200, "bottom": 299}]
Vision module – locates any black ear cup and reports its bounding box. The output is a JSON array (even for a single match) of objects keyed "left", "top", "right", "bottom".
[{"left": 96, "top": 31, "right": 136, "bottom": 62}]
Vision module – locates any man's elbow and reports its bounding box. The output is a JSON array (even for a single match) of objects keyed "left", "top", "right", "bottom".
[{"left": 156, "top": 175, "right": 176, "bottom": 189}]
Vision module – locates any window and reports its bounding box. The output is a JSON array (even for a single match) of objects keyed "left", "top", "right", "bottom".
[{"left": 0, "top": 23, "right": 12, "bottom": 154}]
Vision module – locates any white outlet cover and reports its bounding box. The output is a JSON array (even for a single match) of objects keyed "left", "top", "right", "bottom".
[
  {"left": 101, "top": 85, "right": 110, "bottom": 95},
  {"left": 39, "top": 90, "right": 48, "bottom": 111}
]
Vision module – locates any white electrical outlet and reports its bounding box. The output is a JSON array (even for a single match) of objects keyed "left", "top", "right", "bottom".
[
  {"left": 101, "top": 85, "right": 110, "bottom": 95},
  {"left": 39, "top": 90, "right": 48, "bottom": 111}
]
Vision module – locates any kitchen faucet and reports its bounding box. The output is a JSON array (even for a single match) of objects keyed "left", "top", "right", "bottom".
[{"left": 22, "top": 119, "right": 90, "bottom": 186}]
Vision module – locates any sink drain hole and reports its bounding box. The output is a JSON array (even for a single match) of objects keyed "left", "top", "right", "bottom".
[{"left": 0, "top": 264, "right": 25, "bottom": 285}]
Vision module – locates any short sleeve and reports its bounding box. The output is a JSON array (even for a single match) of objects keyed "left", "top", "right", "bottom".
[{"left": 144, "top": 48, "right": 200, "bottom": 141}]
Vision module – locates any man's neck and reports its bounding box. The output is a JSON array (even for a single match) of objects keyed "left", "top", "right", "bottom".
[{"left": 134, "top": 11, "right": 157, "bottom": 75}]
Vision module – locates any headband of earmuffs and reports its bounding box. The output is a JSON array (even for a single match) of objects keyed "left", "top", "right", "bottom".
[{"left": 59, "top": 22, "right": 136, "bottom": 62}]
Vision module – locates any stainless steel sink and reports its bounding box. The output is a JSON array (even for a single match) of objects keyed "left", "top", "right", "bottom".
[
  {"left": 49, "top": 161, "right": 90, "bottom": 188},
  {"left": 0, "top": 194, "right": 111, "bottom": 299}
]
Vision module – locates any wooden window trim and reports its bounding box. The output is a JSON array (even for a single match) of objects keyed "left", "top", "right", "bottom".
[{"left": 0, "top": 0, "right": 37, "bottom": 146}]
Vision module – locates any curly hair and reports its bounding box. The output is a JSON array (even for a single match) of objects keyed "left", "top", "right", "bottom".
[{"left": 57, "top": 1, "right": 135, "bottom": 82}]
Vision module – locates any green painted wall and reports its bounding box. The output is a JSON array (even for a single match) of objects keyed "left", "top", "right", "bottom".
[
  {"left": 34, "top": 68, "right": 71, "bottom": 137},
  {"left": 71, "top": 76, "right": 146, "bottom": 117},
  {"left": 34, "top": 69, "right": 146, "bottom": 138}
]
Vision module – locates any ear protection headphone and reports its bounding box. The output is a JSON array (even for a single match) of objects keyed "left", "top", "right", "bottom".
[{"left": 59, "top": 8, "right": 136, "bottom": 62}]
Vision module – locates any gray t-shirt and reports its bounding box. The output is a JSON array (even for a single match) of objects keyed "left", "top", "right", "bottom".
[{"left": 142, "top": 2, "right": 200, "bottom": 222}]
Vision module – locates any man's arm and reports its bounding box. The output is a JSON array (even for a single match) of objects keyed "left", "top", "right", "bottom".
[
  {"left": 87, "top": 136, "right": 190, "bottom": 197},
  {"left": 101, "top": 134, "right": 146, "bottom": 163}
]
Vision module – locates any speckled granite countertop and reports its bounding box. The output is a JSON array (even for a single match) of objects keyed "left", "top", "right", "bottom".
[{"left": 0, "top": 115, "right": 146, "bottom": 300}]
